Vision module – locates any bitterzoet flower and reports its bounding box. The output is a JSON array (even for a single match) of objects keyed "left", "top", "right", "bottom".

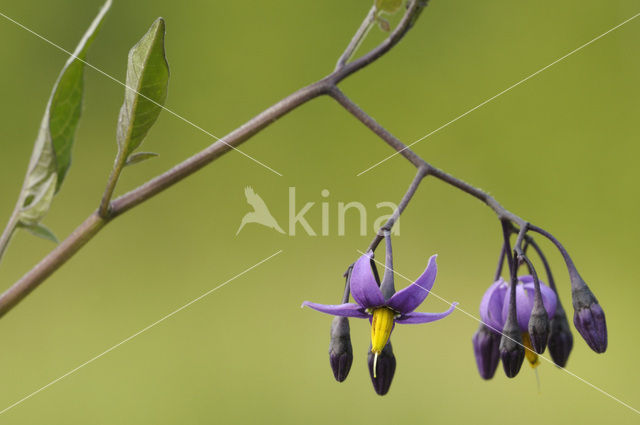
[
  {"left": 476, "top": 275, "right": 557, "bottom": 378},
  {"left": 303, "top": 252, "right": 457, "bottom": 377}
]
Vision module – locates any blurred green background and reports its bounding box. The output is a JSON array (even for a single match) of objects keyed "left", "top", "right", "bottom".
[{"left": 0, "top": 0, "right": 639, "bottom": 423}]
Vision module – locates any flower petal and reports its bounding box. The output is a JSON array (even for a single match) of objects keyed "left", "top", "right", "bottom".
[
  {"left": 350, "top": 253, "right": 385, "bottom": 308},
  {"left": 386, "top": 254, "right": 438, "bottom": 314},
  {"left": 523, "top": 279, "right": 557, "bottom": 320},
  {"left": 302, "top": 301, "right": 369, "bottom": 318},
  {"left": 395, "top": 302, "right": 458, "bottom": 324},
  {"left": 479, "top": 278, "right": 508, "bottom": 332},
  {"left": 500, "top": 277, "right": 558, "bottom": 331},
  {"left": 540, "top": 284, "right": 558, "bottom": 318},
  {"left": 504, "top": 284, "right": 534, "bottom": 331}
]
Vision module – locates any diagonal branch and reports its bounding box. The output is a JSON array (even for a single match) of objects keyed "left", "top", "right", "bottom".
[{"left": 0, "top": 0, "right": 431, "bottom": 318}]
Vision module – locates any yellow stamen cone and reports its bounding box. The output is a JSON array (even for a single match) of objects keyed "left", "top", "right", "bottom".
[{"left": 371, "top": 307, "right": 395, "bottom": 359}]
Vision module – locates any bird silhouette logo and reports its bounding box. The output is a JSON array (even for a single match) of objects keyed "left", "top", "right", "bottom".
[{"left": 236, "top": 186, "right": 285, "bottom": 235}]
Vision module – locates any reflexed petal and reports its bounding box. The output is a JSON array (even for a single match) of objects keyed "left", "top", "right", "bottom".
[
  {"left": 395, "top": 302, "right": 458, "bottom": 324},
  {"left": 387, "top": 254, "right": 437, "bottom": 314},
  {"left": 302, "top": 301, "right": 369, "bottom": 318},
  {"left": 350, "top": 253, "right": 385, "bottom": 308},
  {"left": 479, "top": 279, "right": 508, "bottom": 332}
]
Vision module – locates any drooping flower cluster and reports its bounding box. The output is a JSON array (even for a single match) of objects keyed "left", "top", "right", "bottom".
[
  {"left": 473, "top": 276, "right": 557, "bottom": 379},
  {"left": 303, "top": 248, "right": 457, "bottom": 395},
  {"left": 472, "top": 226, "right": 607, "bottom": 382}
]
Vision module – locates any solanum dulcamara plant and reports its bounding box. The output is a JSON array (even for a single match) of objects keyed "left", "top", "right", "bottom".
[{"left": 0, "top": 0, "right": 607, "bottom": 399}]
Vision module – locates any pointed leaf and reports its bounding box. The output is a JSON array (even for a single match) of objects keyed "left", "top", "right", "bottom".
[
  {"left": 17, "top": 222, "right": 59, "bottom": 244},
  {"left": 124, "top": 151, "right": 159, "bottom": 167},
  {"left": 18, "top": 0, "right": 111, "bottom": 227},
  {"left": 19, "top": 173, "right": 57, "bottom": 226},
  {"left": 117, "top": 18, "right": 170, "bottom": 160}
]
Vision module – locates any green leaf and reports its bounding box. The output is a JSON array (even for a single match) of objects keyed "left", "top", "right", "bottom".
[
  {"left": 19, "top": 173, "right": 57, "bottom": 226},
  {"left": 17, "top": 222, "right": 59, "bottom": 244},
  {"left": 18, "top": 0, "right": 111, "bottom": 227},
  {"left": 124, "top": 151, "right": 159, "bottom": 167},
  {"left": 375, "top": 0, "right": 403, "bottom": 14},
  {"left": 116, "top": 18, "right": 170, "bottom": 160}
]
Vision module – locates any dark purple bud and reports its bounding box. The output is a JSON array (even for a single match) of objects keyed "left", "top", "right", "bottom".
[
  {"left": 528, "top": 300, "right": 550, "bottom": 354},
  {"left": 572, "top": 283, "right": 607, "bottom": 353},
  {"left": 499, "top": 319, "right": 525, "bottom": 378},
  {"left": 367, "top": 341, "right": 396, "bottom": 396},
  {"left": 329, "top": 316, "right": 353, "bottom": 382},
  {"left": 472, "top": 324, "right": 500, "bottom": 380},
  {"left": 548, "top": 304, "right": 573, "bottom": 367}
]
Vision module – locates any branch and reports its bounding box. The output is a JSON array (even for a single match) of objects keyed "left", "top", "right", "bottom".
[
  {"left": 0, "top": 214, "right": 105, "bottom": 317},
  {"left": 0, "top": 0, "right": 430, "bottom": 318},
  {"left": 367, "top": 167, "right": 427, "bottom": 252},
  {"left": 327, "top": 86, "right": 527, "bottom": 237},
  {"left": 335, "top": 6, "right": 376, "bottom": 71}
]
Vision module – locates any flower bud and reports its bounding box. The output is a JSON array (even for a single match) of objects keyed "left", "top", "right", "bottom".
[
  {"left": 329, "top": 316, "right": 353, "bottom": 382},
  {"left": 367, "top": 341, "right": 396, "bottom": 395},
  {"left": 499, "top": 318, "right": 525, "bottom": 378},
  {"left": 528, "top": 300, "right": 550, "bottom": 354},
  {"left": 547, "top": 304, "right": 573, "bottom": 367},
  {"left": 572, "top": 283, "right": 607, "bottom": 353},
  {"left": 472, "top": 324, "right": 500, "bottom": 380}
]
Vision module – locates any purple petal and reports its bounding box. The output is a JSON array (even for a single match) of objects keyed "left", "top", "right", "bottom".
[
  {"left": 350, "top": 253, "right": 385, "bottom": 308},
  {"left": 479, "top": 279, "right": 508, "bottom": 332},
  {"left": 387, "top": 255, "right": 438, "bottom": 314},
  {"left": 509, "top": 284, "right": 534, "bottom": 331},
  {"left": 302, "top": 301, "right": 369, "bottom": 318},
  {"left": 500, "top": 278, "right": 557, "bottom": 331},
  {"left": 395, "top": 302, "right": 458, "bottom": 324}
]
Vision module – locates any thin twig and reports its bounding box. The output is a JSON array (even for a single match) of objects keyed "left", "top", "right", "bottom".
[
  {"left": 524, "top": 235, "right": 557, "bottom": 291},
  {"left": 494, "top": 242, "right": 506, "bottom": 282},
  {"left": 98, "top": 150, "right": 126, "bottom": 218},
  {"left": 528, "top": 223, "right": 581, "bottom": 286},
  {"left": 328, "top": 86, "right": 527, "bottom": 230},
  {"left": 367, "top": 167, "right": 427, "bottom": 252},
  {"left": 0, "top": 209, "right": 19, "bottom": 265},
  {"left": 335, "top": 6, "right": 377, "bottom": 71}
]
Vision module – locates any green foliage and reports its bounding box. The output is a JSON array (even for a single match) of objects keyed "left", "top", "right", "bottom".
[
  {"left": 124, "top": 151, "right": 159, "bottom": 167},
  {"left": 17, "top": 222, "right": 59, "bottom": 243},
  {"left": 375, "top": 0, "right": 402, "bottom": 14},
  {"left": 116, "top": 18, "right": 170, "bottom": 162},
  {"left": 16, "top": 0, "right": 111, "bottom": 237}
]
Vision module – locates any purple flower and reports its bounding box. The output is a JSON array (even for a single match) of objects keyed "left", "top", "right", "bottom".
[
  {"left": 479, "top": 276, "right": 557, "bottom": 334},
  {"left": 303, "top": 252, "right": 457, "bottom": 375},
  {"left": 476, "top": 276, "right": 558, "bottom": 376}
]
